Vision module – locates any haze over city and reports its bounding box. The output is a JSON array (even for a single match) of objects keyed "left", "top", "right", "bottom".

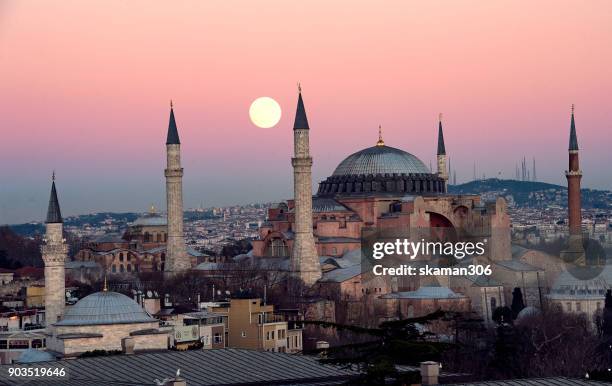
[{"left": 1, "top": 0, "right": 612, "bottom": 224}]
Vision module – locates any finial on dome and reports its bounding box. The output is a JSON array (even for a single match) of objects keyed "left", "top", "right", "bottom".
[
  {"left": 170, "top": 99, "right": 173, "bottom": 109},
  {"left": 376, "top": 125, "right": 385, "bottom": 146},
  {"left": 149, "top": 204, "right": 156, "bottom": 214},
  {"left": 52, "top": 170, "right": 55, "bottom": 181},
  {"left": 103, "top": 274, "right": 108, "bottom": 292},
  {"left": 297, "top": 82, "right": 302, "bottom": 94}
]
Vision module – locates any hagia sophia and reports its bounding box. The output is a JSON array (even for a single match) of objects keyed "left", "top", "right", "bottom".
[{"left": 40, "top": 88, "right": 585, "bottom": 356}]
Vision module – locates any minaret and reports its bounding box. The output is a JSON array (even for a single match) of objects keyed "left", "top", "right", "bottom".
[
  {"left": 41, "top": 173, "right": 67, "bottom": 326},
  {"left": 164, "top": 102, "right": 190, "bottom": 274},
  {"left": 436, "top": 114, "right": 448, "bottom": 191},
  {"left": 290, "top": 86, "right": 321, "bottom": 286},
  {"left": 566, "top": 105, "right": 583, "bottom": 238},
  {"left": 561, "top": 104, "right": 585, "bottom": 264}
]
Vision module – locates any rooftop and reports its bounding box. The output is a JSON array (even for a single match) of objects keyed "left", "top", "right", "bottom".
[{"left": 0, "top": 349, "right": 360, "bottom": 386}]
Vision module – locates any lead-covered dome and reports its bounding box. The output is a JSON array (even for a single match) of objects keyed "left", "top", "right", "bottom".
[
  {"left": 332, "top": 145, "right": 430, "bottom": 176},
  {"left": 55, "top": 291, "right": 156, "bottom": 326},
  {"left": 317, "top": 143, "right": 445, "bottom": 197}
]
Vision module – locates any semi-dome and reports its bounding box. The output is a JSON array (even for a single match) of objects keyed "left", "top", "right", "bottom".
[
  {"left": 55, "top": 291, "right": 156, "bottom": 326},
  {"left": 332, "top": 145, "right": 430, "bottom": 177}
]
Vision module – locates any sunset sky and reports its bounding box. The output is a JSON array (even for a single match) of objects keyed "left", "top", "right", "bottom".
[{"left": 1, "top": 1, "right": 611, "bottom": 224}]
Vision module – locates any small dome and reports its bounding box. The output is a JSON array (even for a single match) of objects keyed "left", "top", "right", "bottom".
[
  {"left": 515, "top": 306, "right": 541, "bottom": 324},
  {"left": 55, "top": 291, "right": 156, "bottom": 326},
  {"left": 17, "top": 349, "right": 55, "bottom": 363},
  {"left": 332, "top": 145, "right": 430, "bottom": 177}
]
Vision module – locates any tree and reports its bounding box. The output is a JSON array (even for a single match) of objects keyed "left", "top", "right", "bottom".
[
  {"left": 602, "top": 290, "right": 612, "bottom": 337},
  {"left": 511, "top": 287, "right": 525, "bottom": 320},
  {"left": 304, "top": 310, "right": 452, "bottom": 385}
]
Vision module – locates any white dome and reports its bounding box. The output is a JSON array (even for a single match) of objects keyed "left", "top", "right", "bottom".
[{"left": 55, "top": 291, "right": 156, "bottom": 326}]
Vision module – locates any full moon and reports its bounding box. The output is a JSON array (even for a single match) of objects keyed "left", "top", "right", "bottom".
[{"left": 249, "top": 97, "right": 282, "bottom": 128}]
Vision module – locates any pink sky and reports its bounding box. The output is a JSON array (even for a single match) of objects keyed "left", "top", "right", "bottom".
[{"left": 1, "top": 1, "right": 611, "bottom": 223}]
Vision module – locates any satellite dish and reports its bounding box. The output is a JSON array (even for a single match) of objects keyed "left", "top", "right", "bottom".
[{"left": 147, "top": 290, "right": 153, "bottom": 298}]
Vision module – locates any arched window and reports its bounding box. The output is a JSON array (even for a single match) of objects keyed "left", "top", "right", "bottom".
[
  {"left": 119, "top": 253, "right": 124, "bottom": 262},
  {"left": 127, "top": 264, "right": 132, "bottom": 272},
  {"left": 120, "top": 265, "right": 125, "bottom": 273},
  {"left": 266, "top": 239, "right": 288, "bottom": 257},
  {"left": 111, "top": 265, "right": 116, "bottom": 273}
]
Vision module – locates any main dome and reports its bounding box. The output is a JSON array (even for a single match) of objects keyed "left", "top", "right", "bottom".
[
  {"left": 332, "top": 145, "right": 430, "bottom": 176},
  {"left": 55, "top": 291, "right": 156, "bottom": 326}
]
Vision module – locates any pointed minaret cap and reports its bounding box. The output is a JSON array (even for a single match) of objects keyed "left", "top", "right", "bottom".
[
  {"left": 45, "top": 172, "right": 63, "bottom": 224},
  {"left": 166, "top": 100, "right": 181, "bottom": 145},
  {"left": 437, "top": 113, "right": 446, "bottom": 155},
  {"left": 293, "top": 84, "right": 310, "bottom": 130},
  {"left": 569, "top": 104, "right": 578, "bottom": 151}
]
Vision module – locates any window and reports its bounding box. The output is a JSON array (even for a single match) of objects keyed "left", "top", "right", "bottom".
[
  {"left": 127, "top": 264, "right": 132, "bottom": 272},
  {"left": 490, "top": 297, "right": 497, "bottom": 311},
  {"left": 112, "top": 265, "right": 116, "bottom": 273},
  {"left": 576, "top": 302, "right": 582, "bottom": 312},
  {"left": 566, "top": 302, "right": 572, "bottom": 312},
  {"left": 267, "top": 239, "right": 288, "bottom": 257},
  {"left": 214, "top": 333, "right": 222, "bottom": 344},
  {"left": 120, "top": 265, "right": 125, "bottom": 273},
  {"left": 271, "top": 331, "right": 275, "bottom": 339},
  {"left": 241, "top": 331, "right": 246, "bottom": 338},
  {"left": 127, "top": 254, "right": 131, "bottom": 261},
  {"left": 597, "top": 302, "right": 602, "bottom": 310},
  {"left": 119, "top": 253, "right": 124, "bottom": 262}
]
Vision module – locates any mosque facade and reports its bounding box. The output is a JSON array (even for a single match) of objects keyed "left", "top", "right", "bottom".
[{"left": 246, "top": 91, "right": 579, "bottom": 325}]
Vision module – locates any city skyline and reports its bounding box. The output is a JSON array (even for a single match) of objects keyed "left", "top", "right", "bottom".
[{"left": 2, "top": 1, "right": 612, "bottom": 224}]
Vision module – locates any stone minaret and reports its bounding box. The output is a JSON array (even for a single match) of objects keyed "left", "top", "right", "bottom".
[
  {"left": 164, "top": 102, "right": 190, "bottom": 273},
  {"left": 564, "top": 104, "right": 584, "bottom": 263},
  {"left": 42, "top": 173, "right": 67, "bottom": 326},
  {"left": 290, "top": 87, "right": 321, "bottom": 286},
  {"left": 436, "top": 114, "right": 448, "bottom": 191}
]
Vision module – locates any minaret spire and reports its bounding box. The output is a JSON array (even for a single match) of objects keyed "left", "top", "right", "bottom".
[
  {"left": 166, "top": 100, "right": 180, "bottom": 145},
  {"left": 290, "top": 85, "right": 321, "bottom": 286},
  {"left": 293, "top": 85, "right": 310, "bottom": 130},
  {"left": 569, "top": 104, "right": 578, "bottom": 151},
  {"left": 46, "top": 172, "right": 63, "bottom": 224},
  {"left": 437, "top": 113, "right": 446, "bottom": 155},
  {"left": 436, "top": 114, "right": 448, "bottom": 192}
]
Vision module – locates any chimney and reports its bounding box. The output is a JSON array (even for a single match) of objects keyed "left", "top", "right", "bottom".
[
  {"left": 121, "top": 337, "right": 135, "bottom": 355},
  {"left": 166, "top": 377, "right": 186, "bottom": 386},
  {"left": 420, "top": 361, "right": 439, "bottom": 385},
  {"left": 315, "top": 341, "right": 330, "bottom": 358}
]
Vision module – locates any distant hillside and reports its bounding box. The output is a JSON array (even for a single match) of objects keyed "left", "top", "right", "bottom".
[{"left": 448, "top": 178, "right": 612, "bottom": 209}]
